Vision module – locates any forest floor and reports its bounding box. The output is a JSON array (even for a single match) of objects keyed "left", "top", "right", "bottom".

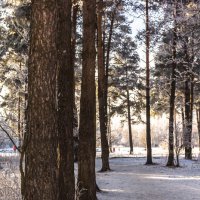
[
  {"left": 96, "top": 156, "right": 200, "bottom": 200},
  {"left": 0, "top": 148, "right": 200, "bottom": 199}
]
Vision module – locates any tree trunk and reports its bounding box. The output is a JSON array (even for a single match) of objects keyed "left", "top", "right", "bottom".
[
  {"left": 24, "top": 1, "right": 59, "bottom": 199},
  {"left": 182, "top": 106, "right": 185, "bottom": 144},
  {"left": 78, "top": 0, "right": 97, "bottom": 199},
  {"left": 145, "top": 0, "right": 153, "bottom": 164},
  {"left": 103, "top": 0, "right": 122, "bottom": 160},
  {"left": 57, "top": 0, "right": 75, "bottom": 199},
  {"left": 184, "top": 79, "right": 192, "bottom": 159},
  {"left": 127, "top": 88, "right": 133, "bottom": 155},
  {"left": 97, "top": 0, "right": 110, "bottom": 172},
  {"left": 125, "top": 67, "right": 133, "bottom": 154},
  {"left": 183, "top": 37, "right": 193, "bottom": 160},
  {"left": 196, "top": 104, "right": 200, "bottom": 153},
  {"left": 167, "top": 1, "right": 177, "bottom": 167}
]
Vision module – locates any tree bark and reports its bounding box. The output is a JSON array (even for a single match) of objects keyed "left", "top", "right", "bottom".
[
  {"left": 127, "top": 88, "right": 133, "bottom": 154},
  {"left": 184, "top": 78, "right": 192, "bottom": 159},
  {"left": 57, "top": 0, "right": 75, "bottom": 199},
  {"left": 78, "top": 0, "right": 97, "bottom": 199},
  {"left": 183, "top": 37, "right": 193, "bottom": 160},
  {"left": 97, "top": 0, "right": 110, "bottom": 172},
  {"left": 167, "top": 1, "right": 177, "bottom": 167},
  {"left": 24, "top": 1, "right": 59, "bottom": 199},
  {"left": 145, "top": 0, "right": 153, "bottom": 164}
]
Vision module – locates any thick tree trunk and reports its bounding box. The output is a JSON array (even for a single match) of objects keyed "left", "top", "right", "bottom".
[
  {"left": 24, "top": 1, "right": 59, "bottom": 199},
  {"left": 167, "top": 1, "right": 177, "bottom": 167},
  {"left": 57, "top": 0, "right": 75, "bottom": 199},
  {"left": 78, "top": 0, "right": 97, "bottom": 199},
  {"left": 145, "top": 0, "right": 153, "bottom": 164},
  {"left": 97, "top": 0, "right": 110, "bottom": 172}
]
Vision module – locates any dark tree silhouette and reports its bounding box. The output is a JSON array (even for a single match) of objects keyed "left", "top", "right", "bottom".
[{"left": 78, "top": 0, "right": 97, "bottom": 199}]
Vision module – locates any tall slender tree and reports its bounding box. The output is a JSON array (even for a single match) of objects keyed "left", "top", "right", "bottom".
[
  {"left": 78, "top": 0, "right": 97, "bottom": 199},
  {"left": 97, "top": 0, "right": 110, "bottom": 172},
  {"left": 24, "top": 0, "right": 59, "bottom": 199},
  {"left": 57, "top": 0, "right": 75, "bottom": 199},
  {"left": 145, "top": 0, "right": 153, "bottom": 164},
  {"left": 167, "top": 0, "right": 177, "bottom": 167},
  {"left": 110, "top": 36, "right": 140, "bottom": 155},
  {"left": 126, "top": 67, "right": 133, "bottom": 155}
]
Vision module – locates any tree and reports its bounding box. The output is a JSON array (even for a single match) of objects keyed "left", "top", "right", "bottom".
[
  {"left": 57, "top": 0, "right": 75, "bottom": 199},
  {"left": 97, "top": 0, "right": 110, "bottom": 172},
  {"left": 110, "top": 36, "right": 141, "bottom": 154},
  {"left": 24, "top": 0, "right": 59, "bottom": 199},
  {"left": 145, "top": 0, "right": 153, "bottom": 164},
  {"left": 166, "top": 0, "right": 177, "bottom": 167},
  {"left": 78, "top": 0, "right": 97, "bottom": 199}
]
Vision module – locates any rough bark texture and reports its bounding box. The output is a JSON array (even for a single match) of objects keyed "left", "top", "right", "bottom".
[
  {"left": 24, "top": 1, "right": 59, "bottom": 199},
  {"left": 97, "top": 0, "right": 110, "bottom": 172},
  {"left": 167, "top": 1, "right": 177, "bottom": 167},
  {"left": 78, "top": 0, "right": 97, "bottom": 199},
  {"left": 145, "top": 0, "right": 153, "bottom": 165},
  {"left": 57, "top": 0, "right": 75, "bottom": 199}
]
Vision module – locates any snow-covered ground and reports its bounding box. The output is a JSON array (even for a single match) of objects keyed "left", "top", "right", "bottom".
[
  {"left": 1, "top": 148, "right": 200, "bottom": 200},
  {"left": 96, "top": 156, "right": 200, "bottom": 200}
]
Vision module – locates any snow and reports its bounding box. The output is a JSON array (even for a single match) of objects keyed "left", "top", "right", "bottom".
[
  {"left": 96, "top": 156, "right": 200, "bottom": 200},
  {"left": 1, "top": 148, "right": 200, "bottom": 199}
]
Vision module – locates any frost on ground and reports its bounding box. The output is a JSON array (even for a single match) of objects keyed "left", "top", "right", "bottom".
[
  {"left": 96, "top": 157, "right": 200, "bottom": 200},
  {"left": 0, "top": 156, "right": 21, "bottom": 200},
  {"left": 1, "top": 150, "right": 200, "bottom": 200}
]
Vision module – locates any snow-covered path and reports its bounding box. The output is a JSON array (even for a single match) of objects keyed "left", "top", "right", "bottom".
[{"left": 96, "top": 157, "right": 200, "bottom": 200}]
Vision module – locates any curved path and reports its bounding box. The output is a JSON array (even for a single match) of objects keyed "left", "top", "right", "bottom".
[{"left": 96, "top": 157, "right": 200, "bottom": 200}]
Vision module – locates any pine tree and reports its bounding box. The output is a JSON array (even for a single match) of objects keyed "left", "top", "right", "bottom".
[
  {"left": 111, "top": 36, "right": 141, "bottom": 154},
  {"left": 24, "top": 0, "right": 59, "bottom": 199},
  {"left": 145, "top": 0, "right": 153, "bottom": 165},
  {"left": 57, "top": 0, "right": 75, "bottom": 198},
  {"left": 97, "top": 0, "right": 110, "bottom": 172},
  {"left": 78, "top": 0, "right": 97, "bottom": 199}
]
